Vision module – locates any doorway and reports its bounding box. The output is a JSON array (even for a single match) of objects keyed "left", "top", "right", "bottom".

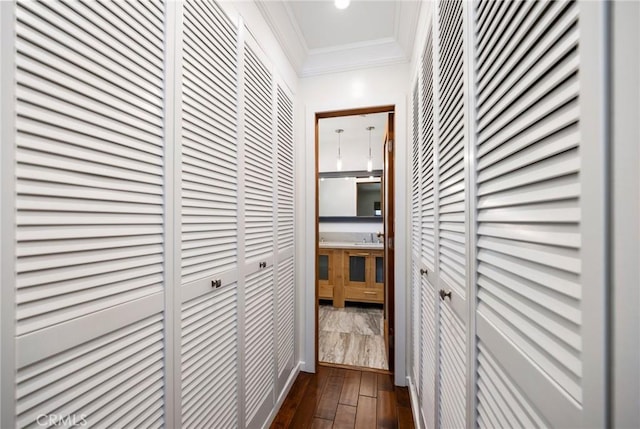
[{"left": 315, "top": 106, "right": 395, "bottom": 372}]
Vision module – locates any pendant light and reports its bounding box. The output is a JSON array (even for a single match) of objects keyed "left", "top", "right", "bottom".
[
  {"left": 335, "top": 129, "right": 344, "bottom": 171},
  {"left": 366, "top": 126, "right": 374, "bottom": 172}
]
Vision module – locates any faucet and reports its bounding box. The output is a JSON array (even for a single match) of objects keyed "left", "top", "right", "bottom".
[{"left": 370, "top": 233, "right": 374, "bottom": 243}]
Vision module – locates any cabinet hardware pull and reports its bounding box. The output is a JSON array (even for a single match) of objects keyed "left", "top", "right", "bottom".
[
  {"left": 211, "top": 279, "right": 222, "bottom": 288},
  {"left": 420, "top": 268, "right": 427, "bottom": 276},
  {"left": 363, "top": 291, "right": 377, "bottom": 295},
  {"left": 439, "top": 289, "right": 452, "bottom": 300}
]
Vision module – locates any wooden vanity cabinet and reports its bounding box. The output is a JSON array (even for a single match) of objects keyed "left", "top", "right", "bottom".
[
  {"left": 318, "top": 246, "right": 384, "bottom": 306},
  {"left": 343, "top": 249, "right": 384, "bottom": 304}
]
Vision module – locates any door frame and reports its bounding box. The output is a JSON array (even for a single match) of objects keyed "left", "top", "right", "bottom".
[{"left": 314, "top": 105, "right": 395, "bottom": 372}]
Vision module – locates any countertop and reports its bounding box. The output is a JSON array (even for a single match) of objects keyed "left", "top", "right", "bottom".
[{"left": 319, "top": 241, "right": 384, "bottom": 250}]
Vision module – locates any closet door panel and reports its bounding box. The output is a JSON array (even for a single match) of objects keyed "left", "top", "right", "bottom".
[
  {"left": 276, "top": 86, "right": 294, "bottom": 255},
  {"left": 276, "top": 255, "right": 294, "bottom": 375},
  {"left": 437, "top": 0, "right": 466, "bottom": 300},
  {"left": 244, "top": 267, "right": 275, "bottom": 425},
  {"left": 181, "top": 0, "right": 239, "bottom": 288},
  {"left": 243, "top": 44, "right": 275, "bottom": 264},
  {"left": 420, "top": 33, "right": 436, "bottom": 274},
  {"left": 275, "top": 84, "right": 295, "bottom": 384},
  {"left": 474, "top": 0, "right": 584, "bottom": 427},
  {"left": 14, "top": 0, "right": 166, "bottom": 425},
  {"left": 435, "top": 1, "right": 468, "bottom": 427},
  {"left": 410, "top": 81, "right": 422, "bottom": 394},
  {"left": 420, "top": 275, "right": 438, "bottom": 429},
  {"left": 180, "top": 286, "right": 238, "bottom": 429},
  {"left": 179, "top": 3, "right": 240, "bottom": 427}
]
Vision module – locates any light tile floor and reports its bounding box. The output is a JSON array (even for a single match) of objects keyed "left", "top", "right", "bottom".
[{"left": 318, "top": 303, "right": 389, "bottom": 370}]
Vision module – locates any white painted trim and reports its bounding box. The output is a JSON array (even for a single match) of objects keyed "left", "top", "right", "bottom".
[
  {"left": 579, "top": 2, "right": 609, "bottom": 427},
  {"left": 301, "top": 40, "right": 408, "bottom": 78},
  {"left": 407, "top": 376, "right": 425, "bottom": 429},
  {"left": 463, "top": 1, "right": 478, "bottom": 428},
  {"left": 0, "top": 3, "right": 16, "bottom": 427},
  {"left": 301, "top": 94, "right": 408, "bottom": 387},
  {"left": 164, "top": 2, "right": 180, "bottom": 426},
  {"left": 611, "top": 1, "right": 640, "bottom": 427}
]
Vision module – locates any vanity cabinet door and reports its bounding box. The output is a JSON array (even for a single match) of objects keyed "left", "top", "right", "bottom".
[
  {"left": 318, "top": 249, "right": 335, "bottom": 299},
  {"left": 344, "top": 250, "right": 384, "bottom": 303}
]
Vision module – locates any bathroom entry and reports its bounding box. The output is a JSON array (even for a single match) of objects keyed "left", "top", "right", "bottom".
[{"left": 315, "top": 106, "right": 395, "bottom": 372}]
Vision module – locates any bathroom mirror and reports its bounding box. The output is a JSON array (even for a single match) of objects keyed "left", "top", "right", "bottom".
[
  {"left": 318, "top": 170, "right": 382, "bottom": 221},
  {"left": 317, "top": 112, "right": 388, "bottom": 222}
]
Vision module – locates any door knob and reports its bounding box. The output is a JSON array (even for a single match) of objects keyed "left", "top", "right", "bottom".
[
  {"left": 420, "top": 268, "right": 427, "bottom": 276},
  {"left": 439, "top": 289, "right": 452, "bottom": 300}
]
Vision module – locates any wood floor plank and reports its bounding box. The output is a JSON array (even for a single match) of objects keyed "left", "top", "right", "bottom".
[
  {"left": 397, "top": 406, "right": 415, "bottom": 429},
  {"left": 359, "top": 372, "right": 378, "bottom": 397},
  {"left": 377, "top": 373, "right": 394, "bottom": 392},
  {"left": 289, "top": 369, "right": 331, "bottom": 428},
  {"left": 354, "top": 395, "right": 377, "bottom": 429},
  {"left": 312, "top": 418, "right": 334, "bottom": 429},
  {"left": 270, "top": 372, "right": 313, "bottom": 429},
  {"left": 272, "top": 369, "right": 414, "bottom": 429},
  {"left": 333, "top": 404, "right": 357, "bottom": 429},
  {"left": 339, "top": 370, "right": 362, "bottom": 406},
  {"left": 376, "top": 390, "right": 397, "bottom": 429},
  {"left": 316, "top": 376, "right": 345, "bottom": 420}
]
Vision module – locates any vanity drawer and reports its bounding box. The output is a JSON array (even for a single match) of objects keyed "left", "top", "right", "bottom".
[
  {"left": 344, "top": 287, "right": 383, "bottom": 303},
  {"left": 319, "top": 284, "right": 334, "bottom": 299}
]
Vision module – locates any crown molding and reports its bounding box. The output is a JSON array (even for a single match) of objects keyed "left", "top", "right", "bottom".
[
  {"left": 301, "top": 38, "right": 408, "bottom": 78},
  {"left": 256, "top": 0, "right": 420, "bottom": 78},
  {"left": 255, "top": 0, "right": 308, "bottom": 74}
]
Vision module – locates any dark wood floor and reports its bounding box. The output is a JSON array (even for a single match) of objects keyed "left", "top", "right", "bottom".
[{"left": 271, "top": 366, "right": 415, "bottom": 429}]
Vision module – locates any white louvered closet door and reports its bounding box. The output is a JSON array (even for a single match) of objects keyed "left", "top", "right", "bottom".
[
  {"left": 13, "top": 1, "right": 167, "bottom": 427},
  {"left": 473, "top": 0, "right": 602, "bottom": 426},
  {"left": 275, "top": 83, "right": 295, "bottom": 390},
  {"left": 242, "top": 37, "right": 276, "bottom": 428},
  {"left": 419, "top": 27, "right": 439, "bottom": 429},
  {"left": 179, "top": 1, "right": 240, "bottom": 428},
  {"left": 435, "top": 0, "right": 468, "bottom": 427},
  {"left": 410, "top": 81, "right": 422, "bottom": 399}
]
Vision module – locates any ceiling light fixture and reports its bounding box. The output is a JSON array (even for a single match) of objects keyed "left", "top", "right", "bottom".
[
  {"left": 366, "top": 126, "right": 374, "bottom": 172},
  {"left": 335, "top": 0, "right": 350, "bottom": 10},
  {"left": 335, "top": 129, "right": 344, "bottom": 171}
]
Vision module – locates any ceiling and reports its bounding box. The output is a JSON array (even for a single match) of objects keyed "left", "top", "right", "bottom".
[{"left": 256, "top": 0, "right": 422, "bottom": 77}]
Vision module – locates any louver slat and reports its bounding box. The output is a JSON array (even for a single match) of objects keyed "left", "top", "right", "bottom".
[
  {"left": 437, "top": 0, "right": 466, "bottom": 298},
  {"left": 14, "top": 0, "right": 167, "bottom": 424},
  {"left": 412, "top": 82, "right": 421, "bottom": 258},
  {"left": 181, "top": 0, "right": 238, "bottom": 286},
  {"left": 244, "top": 268, "right": 275, "bottom": 423},
  {"left": 181, "top": 286, "right": 238, "bottom": 429},
  {"left": 411, "top": 262, "right": 421, "bottom": 394},
  {"left": 474, "top": 0, "right": 583, "bottom": 425},
  {"left": 244, "top": 46, "right": 275, "bottom": 262},
  {"left": 277, "top": 256, "right": 295, "bottom": 375},
  {"left": 277, "top": 86, "right": 294, "bottom": 252},
  {"left": 421, "top": 33, "right": 436, "bottom": 270}
]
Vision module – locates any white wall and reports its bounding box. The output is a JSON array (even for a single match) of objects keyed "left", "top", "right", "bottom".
[
  {"left": 318, "top": 178, "right": 357, "bottom": 216},
  {"left": 297, "top": 62, "right": 410, "bottom": 385}
]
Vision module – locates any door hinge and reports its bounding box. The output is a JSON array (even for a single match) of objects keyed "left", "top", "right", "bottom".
[
  {"left": 388, "top": 237, "right": 394, "bottom": 250},
  {"left": 388, "top": 140, "right": 393, "bottom": 152}
]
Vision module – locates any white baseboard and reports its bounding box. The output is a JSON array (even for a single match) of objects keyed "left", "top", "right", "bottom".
[
  {"left": 262, "top": 362, "right": 301, "bottom": 429},
  {"left": 407, "top": 375, "right": 424, "bottom": 429}
]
